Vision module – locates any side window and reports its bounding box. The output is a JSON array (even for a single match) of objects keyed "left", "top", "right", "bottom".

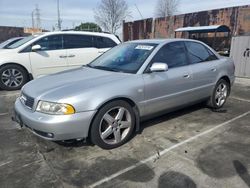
[
  {"left": 64, "top": 35, "right": 93, "bottom": 49},
  {"left": 94, "top": 36, "right": 117, "bottom": 48},
  {"left": 185, "top": 42, "right": 218, "bottom": 64},
  {"left": 33, "top": 35, "right": 63, "bottom": 51},
  {"left": 151, "top": 42, "right": 188, "bottom": 69}
]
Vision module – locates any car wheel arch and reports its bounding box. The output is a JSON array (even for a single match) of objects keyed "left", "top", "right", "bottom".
[
  {"left": 88, "top": 97, "right": 141, "bottom": 139},
  {"left": 218, "top": 75, "right": 231, "bottom": 93},
  {"left": 0, "top": 62, "right": 33, "bottom": 81}
]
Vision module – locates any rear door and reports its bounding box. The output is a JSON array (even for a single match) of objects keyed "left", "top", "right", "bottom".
[
  {"left": 63, "top": 34, "right": 99, "bottom": 68},
  {"left": 184, "top": 41, "right": 220, "bottom": 98},
  {"left": 29, "top": 34, "right": 68, "bottom": 78},
  {"left": 143, "top": 41, "right": 193, "bottom": 115}
]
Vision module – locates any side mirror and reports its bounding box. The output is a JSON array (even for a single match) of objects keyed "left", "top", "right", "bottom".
[
  {"left": 150, "top": 63, "right": 168, "bottom": 72},
  {"left": 31, "top": 44, "right": 41, "bottom": 51}
]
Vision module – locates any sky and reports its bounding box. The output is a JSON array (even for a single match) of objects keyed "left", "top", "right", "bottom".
[{"left": 0, "top": 0, "right": 250, "bottom": 31}]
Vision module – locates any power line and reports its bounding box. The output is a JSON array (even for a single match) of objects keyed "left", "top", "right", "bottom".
[{"left": 134, "top": 4, "right": 143, "bottom": 19}]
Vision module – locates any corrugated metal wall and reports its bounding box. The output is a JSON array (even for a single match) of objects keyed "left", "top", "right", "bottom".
[
  {"left": 123, "top": 5, "right": 250, "bottom": 41},
  {"left": 230, "top": 36, "right": 250, "bottom": 78}
]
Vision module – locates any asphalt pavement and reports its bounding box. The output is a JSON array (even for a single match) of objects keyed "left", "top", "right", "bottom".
[{"left": 0, "top": 78, "right": 250, "bottom": 188}]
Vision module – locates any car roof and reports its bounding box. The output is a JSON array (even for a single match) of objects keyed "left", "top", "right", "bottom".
[
  {"left": 128, "top": 38, "right": 202, "bottom": 44},
  {"left": 41, "top": 31, "right": 117, "bottom": 37}
]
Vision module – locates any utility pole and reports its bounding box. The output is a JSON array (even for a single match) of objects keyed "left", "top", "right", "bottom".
[
  {"left": 31, "top": 10, "right": 35, "bottom": 29},
  {"left": 35, "top": 4, "right": 41, "bottom": 29},
  {"left": 57, "top": 0, "right": 62, "bottom": 30}
]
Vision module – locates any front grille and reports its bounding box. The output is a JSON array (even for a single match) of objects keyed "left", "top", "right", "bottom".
[{"left": 20, "top": 93, "right": 35, "bottom": 109}]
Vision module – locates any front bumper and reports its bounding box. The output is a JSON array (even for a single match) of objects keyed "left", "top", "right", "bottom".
[{"left": 14, "top": 98, "right": 96, "bottom": 141}]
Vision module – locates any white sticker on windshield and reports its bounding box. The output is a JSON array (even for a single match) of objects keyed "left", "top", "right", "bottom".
[{"left": 135, "top": 45, "right": 154, "bottom": 50}]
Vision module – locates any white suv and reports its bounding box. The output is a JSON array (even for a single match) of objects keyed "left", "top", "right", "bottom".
[{"left": 0, "top": 31, "right": 120, "bottom": 90}]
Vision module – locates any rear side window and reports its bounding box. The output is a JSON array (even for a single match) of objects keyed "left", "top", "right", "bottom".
[
  {"left": 34, "top": 35, "right": 63, "bottom": 51},
  {"left": 185, "top": 42, "right": 218, "bottom": 64},
  {"left": 151, "top": 41, "right": 188, "bottom": 69},
  {"left": 64, "top": 35, "right": 94, "bottom": 49},
  {"left": 94, "top": 36, "right": 117, "bottom": 48}
]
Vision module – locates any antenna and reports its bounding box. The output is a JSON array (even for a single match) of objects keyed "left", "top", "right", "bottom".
[
  {"left": 57, "top": 0, "right": 62, "bottom": 30},
  {"left": 134, "top": 4, "right": 143, "bottom": 19}
]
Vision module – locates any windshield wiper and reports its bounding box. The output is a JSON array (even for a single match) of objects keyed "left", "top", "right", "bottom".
[
  {"left": 90, "top": 66, "right": 124, "bottom": 73},
  {"left": 84, "top": 64, "right": 92, "bottom": 68}
]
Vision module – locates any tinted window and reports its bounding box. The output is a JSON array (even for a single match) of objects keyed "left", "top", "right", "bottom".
[
  {"left": 34, "top": 35, "right": 63, "bottom": 51},
  {"left": 64, "top": 35, "right": 93, "bottom": 49},
  {"left": 2, "top": 38, "right": 23, "bottom": 49},
  {"left": 151, "top": 42, "right": 188, "bottom": 69},
  {"left": 6, "top": 39, "right": 20, "bottom": 47},
  {"left": 185, "top": 42, "right": 218, "bottom": 64},
  {"left": 94, "top": 36, "right": 117, "bottom": 48},
  {"left": 7, "top": 35, "right": 36, "bottom": 49}
]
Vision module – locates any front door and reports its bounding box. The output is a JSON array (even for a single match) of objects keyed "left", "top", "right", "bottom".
[
  {"left": 143, "top": 41, "right": 193, "bottom": 116},
  {"left": 29, "top": 34, "right": 68, "bottom": 78}
]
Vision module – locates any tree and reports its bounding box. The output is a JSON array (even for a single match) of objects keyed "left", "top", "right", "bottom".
[
  {"left": 94, "top": 0, "right": 130, "bottom": 34},
  {"left": 155, "top": 0, "right": 179, "bottom": 18},
  {"left": 74, "top": 22, "right": 102, "bottom": 32}
]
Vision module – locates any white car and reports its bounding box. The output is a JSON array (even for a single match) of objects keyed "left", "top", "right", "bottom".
[
  {"left": 0, "top": 37, "right": 25, "bottom": 49},
  {"left": 0, "top": 31, "right": 120, "bottom": 90}
]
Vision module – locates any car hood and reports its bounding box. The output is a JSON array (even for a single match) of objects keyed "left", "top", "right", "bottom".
[{"left": 23, "top": 67, "right": 130, "bottom": 100}]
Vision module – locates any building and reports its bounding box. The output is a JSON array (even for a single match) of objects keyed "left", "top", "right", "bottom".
[
  {"left": 0, "top": 26, "right": 46, "bottom": 43},
  {"left": 123, "top": 5, "right": 250, "bottom": 41}
]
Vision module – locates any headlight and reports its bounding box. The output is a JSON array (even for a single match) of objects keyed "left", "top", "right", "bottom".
[{"left": 36, "top": 101, "right": 75, "bottom": 115}]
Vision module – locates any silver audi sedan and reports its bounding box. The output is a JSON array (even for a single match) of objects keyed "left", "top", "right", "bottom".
[{"left": 14, "top": 39, "right": 235, "bottom": 149}]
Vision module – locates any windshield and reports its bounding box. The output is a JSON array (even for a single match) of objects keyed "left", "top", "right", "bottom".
[
  {"left": 89, "top": 42, "right": 157, "bottom": 73},
  {"left": 7, "top": 35, "right": 36, "bottom": 49},
  {"left": 0, "top": 39, "right": 14, "bottom": 48}
]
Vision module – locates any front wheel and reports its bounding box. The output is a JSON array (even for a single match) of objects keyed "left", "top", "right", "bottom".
[
  {"left": 90, "top": 100, "right": 135, "bottom": 149},
  {"left": 0, "top": 64, "right": 28, "bottom": 91},
  {"left": 207, "top": 79, "right": 230, "bottom": 109}
]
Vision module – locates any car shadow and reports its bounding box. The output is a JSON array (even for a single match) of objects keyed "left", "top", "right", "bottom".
[
  {"left": 233, "top": 160, "right": 250, "bottom": 187},
  {"left": 138, "top": 102, "right": 207, "bottom": 134},
  {"left": 54, "top": 102, "right": 227, "bottom": 148},
  {"left": 54, "top": 139, "right": 94, "bottom": 148}
]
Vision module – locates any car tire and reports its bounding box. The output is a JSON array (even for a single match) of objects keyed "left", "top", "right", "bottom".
[
  {"left": 207, "top": 79, "right": 230, "bottom": 109},
  {"left": 90, "top": 100, "right": 135, "bottom": 149},
  {"left": 0, "top": 64, "right": 28, "bottom": 91}
]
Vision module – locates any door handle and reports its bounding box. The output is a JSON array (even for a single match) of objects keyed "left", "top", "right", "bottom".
[
  {"left": 68, "top": 54, "right": 75, "bottom": 58},
  {"left": 59, "top": 55, "right": 67, "bottom": 58},
  {"left": 183, "top": 74, "right": 191, "bottom": 78},
  {"left": 98, "top": 50, "right": 106, "bottom": 53},
  {"left": 211, "top": 68, "right": 217, "bottom": 72}
]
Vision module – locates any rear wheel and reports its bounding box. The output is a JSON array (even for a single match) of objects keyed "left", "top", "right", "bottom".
[
  {"left": 0, "top": 64, "right": 28, "bottom": 91},
  {"left": 90, "top": 100, "right": 135, "bottom": 149},
  {"left": 207, "top": 79, "right": 230, "bottom": 109}
]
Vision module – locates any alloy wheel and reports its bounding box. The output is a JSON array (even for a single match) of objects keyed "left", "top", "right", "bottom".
[
  {"left": 99, "top": 106, "right": 132, "bottom": 145},
  {"left": 1, "top": 68, "right": 23, "bottom": 88},
  {"left": 215, "top": 83, "right": 228, "bottom": 107}
]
